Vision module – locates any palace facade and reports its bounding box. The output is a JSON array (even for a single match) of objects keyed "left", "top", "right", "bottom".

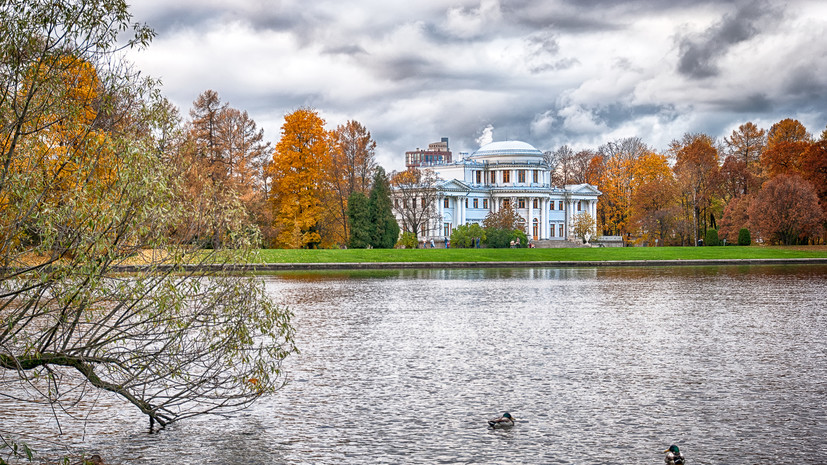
[{"left": 394, "top": 139, "right": 601, "bottom": 243}]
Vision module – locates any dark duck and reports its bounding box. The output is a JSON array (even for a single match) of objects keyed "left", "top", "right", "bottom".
[
  {"left": 487, "top": 412, "right": 515, "bottom": 428},
  {"left": 664, "top": 444, "right": 685, "bottom": 465}
]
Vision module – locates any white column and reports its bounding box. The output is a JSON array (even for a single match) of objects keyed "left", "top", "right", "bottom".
[
  {"left": 572, "top": 199, "right": 579, "bottom": 239},
  {"left": 452, "top": 196, "right": 458, "bottom": 228},
  {"left": 527, "top": 196, "right": 534, "bottom": 237},
  {"left": 568, "top": 199, "right": 575, "bottom": 239},
  {"left": 541, "top": 198, "right": 548, "bottom": 239},
  {"left": 438, "top": 195, "right": 444, "bottom": 238},
  {"left": 538, "top": 198, "right": 543, "bottom": 239}
]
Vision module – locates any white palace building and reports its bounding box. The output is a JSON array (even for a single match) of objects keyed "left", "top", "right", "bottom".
[{"left": 396, "top": 139, "right": 602, "bottom": 243}]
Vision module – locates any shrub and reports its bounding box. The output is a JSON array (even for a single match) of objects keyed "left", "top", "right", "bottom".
[
  {"left": 395, "top": 231, "right": 418, "bottom": 249},
  {"left": 450, "top": 223, "right": 485, "bottom": 248},
  {"left": 483, "top": 228, "right": 527, "bottom": 248},
  {"left": 704, "top": 228, "right": 720, "bottom": 246},
  {"left": 512, "top": 229, "right": 528, "bottom": 247},
  {"left": 738, "top": 228, "right": 752, "bottom": 246},
  {"left": 483, "top": 228, "right": 509, "bottom": 248}
]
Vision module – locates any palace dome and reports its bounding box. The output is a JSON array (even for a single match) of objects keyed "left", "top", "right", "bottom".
[{"left": 469, "top": 140, "right": 544, "bottom": 163}]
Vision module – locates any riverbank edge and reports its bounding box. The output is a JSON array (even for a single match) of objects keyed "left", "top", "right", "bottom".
[{"left": 112, "top": 257, "right": 827, "bottom": 272}]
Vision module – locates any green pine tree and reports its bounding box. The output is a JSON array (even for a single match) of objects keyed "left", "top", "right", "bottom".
[
  {"left": 347, "top": 192, "right": 372, "bottom": 248},
  {"left": 368, "top": 167, "right": 400, "bottom": 248}
]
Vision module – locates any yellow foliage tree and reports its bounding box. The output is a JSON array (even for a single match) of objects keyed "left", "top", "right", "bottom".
[
  {"left": 268, "top": 108, "right": 335, "bottom": 248},
  {"left": 597, "top": 155, "right": 635, "bottom": 236},
  {"left": 629, "top": 152, "right": 679, "bottom": 245},
  {"left": 22, "top": 56, "right": 112, "bottom": 195},
  {"left": 2, "top": 55, "right": 126, "bottom": 257},
  {"left": 593, "top": 137, "right": 651, "bottom": 236}
]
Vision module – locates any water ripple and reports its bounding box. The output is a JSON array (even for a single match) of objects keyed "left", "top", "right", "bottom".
[{"left": 2, "top": 265, "right": 826, "bottom": 464}]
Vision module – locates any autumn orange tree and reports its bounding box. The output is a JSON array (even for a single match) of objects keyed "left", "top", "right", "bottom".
[
  {"left": 672, "top": 133, "right": 720, "bottom": 246},
  {"left": 221, "top": 106, "right": 272, "bottom": 235},
  {"left": 800, "top": 138, "right": 827, "bottom": 217},
  {"left": 584, "top": 153, "right": 606, "bottom": 231},
  {"left": 718, "top": 155, "right": 756, "bottom": 202},
  {"left": 719, "top": 195, "right": 752, "bottom": 243},
  {"left": 723, "top": 122, "right": 765, "bottom": 195},
  {"left": 747, "top": 174, "right": 823, "bottom": 244},
  {"left": 482, "top": 202, "right": 527, "bottom": 231},
  {"left": 760, "top": 118, "right": 811, "bottom": 178},
  {"left": 268, "top": 108, "right": 336, "bottom": 248},
  {"left": 629, "top": 152, "right": 679, "bottom": 245},
  {"left": 176, "top": 90, "right": 271, "bottom": 247},
  {"left": 329, "top": 120, "right": 378, "bottom": 244}
]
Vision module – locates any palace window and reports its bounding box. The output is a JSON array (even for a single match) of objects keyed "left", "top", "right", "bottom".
[
  {"left": 558, "top": 201, "right": 564, "bottom": 210},
  {"left": 502, "top": 170, "right": 511, "bottom": 183},
  {"left": 518, "top": 198, "right": 526, "bottom": 209},
  {"left": 421, "top": 224, "right": 427, "bottom": 237},
  {"left": 558, "top": 224, "right": 564, "bottom": 237},
  {"left": 465, "top": 198, "right": 469, "bottom": 208},
  {"left": 533, "top": 170, "right": 539, "bottom": 183},
  {"left": 550, "top": 201, "right": 554, "bottom": 210},
  {"left": 473, "top": 198, "right": 479, "bottom": 208},
  {"left": 483, "top": 199, "right": 489, "bottom": 209},
  {"left": 533, "top": 199, "right": 539, "bottom": 209},
  {"left": 444, "top": 198, "right": 449, "bottom": 208},
  {"left": 518, "top": 170, "right": 526, "bottom": 183},
  {"left": 577, "top": 200, "right": 582, "bottom": 211},
  {"left": 422, "top": 198, "right": 426, "bottom": 208},
  {"left": 550, "top": 224, "right": 555, "bottom": 237},
  {"left": 502, "top": 199, "right": 511, "bottom": 208},
  {"left": 476, "top": 171, "right": 482, "bottom": 184},
  {"left": 444, "top": 223, "right": 451, "bottom": 237}
]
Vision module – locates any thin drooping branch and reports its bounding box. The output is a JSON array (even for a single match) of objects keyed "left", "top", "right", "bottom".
[{"left": 1, "top": 0, "right": 297, "bottom": 443}]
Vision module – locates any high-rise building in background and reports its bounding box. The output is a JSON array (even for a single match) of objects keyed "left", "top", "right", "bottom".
[{"left": 405, "top": 137, "right": 452, "bottom": 168}]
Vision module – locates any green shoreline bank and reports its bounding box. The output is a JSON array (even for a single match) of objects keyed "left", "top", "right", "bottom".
[{"left": 115, "top": 257, "right": 827, "bottom": 272}]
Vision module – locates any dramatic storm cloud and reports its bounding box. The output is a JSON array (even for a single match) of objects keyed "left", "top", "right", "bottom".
[{"left": 126, "top": 0, "right": 827, "bottom": 170}]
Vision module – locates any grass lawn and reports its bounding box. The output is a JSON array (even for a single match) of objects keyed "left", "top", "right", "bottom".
[{"left": 252, "top": 245, "right": 827, "bottom": 263}]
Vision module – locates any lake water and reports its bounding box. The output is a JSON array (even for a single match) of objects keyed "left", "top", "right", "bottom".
[{"left": 3, "top": 265, "right": 827, "bottom": 464}]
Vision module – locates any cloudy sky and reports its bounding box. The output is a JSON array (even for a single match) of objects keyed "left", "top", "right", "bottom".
[{"left": 125, "top": 0, "right": 827, "bottom": 171}]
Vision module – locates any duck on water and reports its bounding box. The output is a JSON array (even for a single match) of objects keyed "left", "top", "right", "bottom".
[
  {"left": 664, "top": 444, "right": 685, "bottom": 465},
  {"left": 487, "top": 412, "right": 515, "bottom": 428}
]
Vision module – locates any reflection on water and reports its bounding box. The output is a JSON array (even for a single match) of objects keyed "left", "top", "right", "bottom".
[{"left": 2, "top": 265, "right": 826, "bottom": 464}]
